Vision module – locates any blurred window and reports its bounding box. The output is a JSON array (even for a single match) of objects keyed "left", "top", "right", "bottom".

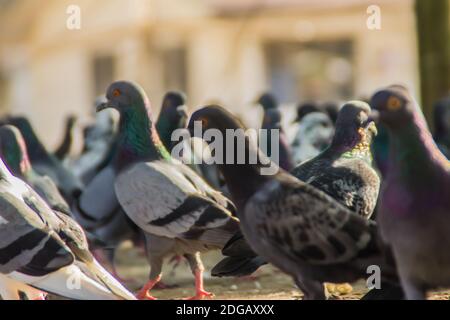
[
  {"left": 162, "top": 47, "right": 187, "bottom": 93},
  {"left": 92, "top": 55, "right": 115, "bottom": 97},
  {"left": 265, "top": 40, "right": 354, "bottom": 103}
]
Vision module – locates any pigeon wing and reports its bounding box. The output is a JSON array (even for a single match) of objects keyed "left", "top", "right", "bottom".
[
  {"left": 246, "top": 178, "right": 375, "bottom": 265},
  {"left": 115, "top": 161, "right": 236, "bottom": 240}
]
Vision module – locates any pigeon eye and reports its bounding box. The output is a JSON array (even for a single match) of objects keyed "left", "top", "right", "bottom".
[
  {"left": 113, "top": 89, "right": 121, "bottom": 97},
  {"left": 387, "top": 96, "right": 402, "bottom": 111}
]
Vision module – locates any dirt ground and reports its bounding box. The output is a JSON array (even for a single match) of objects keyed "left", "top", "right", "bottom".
[{"left": 85, "top": 241, "right": 450, "bottom": 300}]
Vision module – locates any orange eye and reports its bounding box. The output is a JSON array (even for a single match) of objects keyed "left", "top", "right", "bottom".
[
  {"left": 112, "top": 89, "right": 121, "bottom": 97},
  {"left": 387, "top": 96, "right": 402, "bottom": 111},
  {"left": 199, "top": 117, "right": 208, "bottom": 127}
]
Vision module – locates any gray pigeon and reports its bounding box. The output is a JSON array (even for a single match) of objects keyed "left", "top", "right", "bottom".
[
  {"left": 371, "top": 85, "right": 450, "bottom": 299},
  {"left": 188, "top": 105, "right": 398, "bottom": 300},
  {"left": 213, "top": 101, "right": 380, "bottom": 277},
  {"left": 0, "top": 125, "right": 71, "bottom": 216},
  {"left": 5, "top": 116, "right": 83, "bottom": 203},
  {"left": 96, "top": 81, "right": 239, "bottom": 300},
  {"left": 0, "top": 158, "right": 136, "bottom": 300}
]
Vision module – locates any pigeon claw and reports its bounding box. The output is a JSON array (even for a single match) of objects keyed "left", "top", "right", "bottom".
[
  {"left": 183, "top": 290, "right": 214, "bottom": 300},
  {"left": 137, "top": 290, "right": 157, "bottom": 300}
]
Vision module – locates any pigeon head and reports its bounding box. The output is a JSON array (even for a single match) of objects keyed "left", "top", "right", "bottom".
[
  {"left": 332, "top": 101, "right": 377, "bottom": 153},
  {"left": 257, "top": 93, "right": 278, "bottom": 111},
  {"left": 293, "top": 102, "right": 319, "bottom": 123},
  {"left": 188, "top": 105, "right": 244, "bottom": 136},
  {"left": 0, "top": 125, "right": 31, "bottom": 176},
  {"left": 262, "top": 108, "right": 282, "bottom": 129},
  {"left": 160, "top": 91, "right": 188, "bottom": 124},
  {"left": 97, "top": 81, "right": 150, "bottom": 115},
  {"left": 370, "top": 85, "right": 420, "bottom": 130}
]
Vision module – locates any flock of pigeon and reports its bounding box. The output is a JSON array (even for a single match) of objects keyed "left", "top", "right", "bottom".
[{"left": 0, "top": 79, "right": 449, "bottom": 300}]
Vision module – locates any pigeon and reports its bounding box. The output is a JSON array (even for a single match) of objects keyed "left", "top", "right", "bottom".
[
  {"left": 257, "top": 93, "right": 294, "bottom": 171},
  {"left": 293, "top": 102, "right": 320, "bottom": 123},
  {"left": 292, "top": 101, "right": 380, "bottom": 219},
  {"left": 214, "top": 101, "right": 381, "bottom": 277},
  {"left": 69, "top": 97, "right": 119, "bottom": 184},
  {"left": 370, "top": 85, "right": 450, "bottom": 300},
  {"left": 54, "top": 115, "right": 77, "bottom": 161},
  {"left": 97, "top": 80, "right": 239, "bottom": 300},
  {"left": 71, "top": 92, "right": 191, "bottom": 281},
  {"left": 5, "top": 116, "right": 83, "bottom": 203},
  {"left": 291, "top": 112, "right": 334, "bottom": 165},
  {"left": 432, "top": 96, "right": 450, "bottom": 158},
  {"left": 188, "top": 105, "right": 398, "bottom": 300},
  {"left": 156, "top": 91, "right": 188, "bottom": 152},
  {"left": 0, "top": 125, "right": 71, "bottom": 216},
  {"left": 0, "top": 158, "right": 136, "bottom": 300}
]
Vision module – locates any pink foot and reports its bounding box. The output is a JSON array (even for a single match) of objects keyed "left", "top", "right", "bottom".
[{"left": 184, "top": 290, "right": 214, "bottom": 300}]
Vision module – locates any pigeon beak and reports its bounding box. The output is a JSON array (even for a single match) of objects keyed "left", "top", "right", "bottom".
[
  {"left": 96, "top": 101, "right": 117, "bottom": 113},
  {"left": 366, "top": 121, "right": 378, "bottom": 137},
  {"left": 176, "top": 105, "right": 189, "bottom": 118}
]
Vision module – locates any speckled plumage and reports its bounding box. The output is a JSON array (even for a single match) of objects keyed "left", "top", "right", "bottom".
[
  {"left": 213, "top": 101, "right": 380, "bottom": 278},
  {"left": 190, "top": 106, "right": 397, "bottom": 299},
  {"left": 292, "top": 101, "right": 380, "bottom": 219}
]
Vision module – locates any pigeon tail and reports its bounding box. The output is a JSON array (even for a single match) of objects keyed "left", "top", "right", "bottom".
[{"left": 211, "top": 256, "right": 266, "bottom": 277}]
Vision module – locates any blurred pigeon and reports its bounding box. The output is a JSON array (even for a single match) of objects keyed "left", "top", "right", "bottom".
[
  {"left": 54, "top": 115, "right": 77, "bottom": 161},
  {"left": 257, "top": 93, "right": 293, "bottom": 171},
  {"left": 257, "top": 92, "right": 277, "bottom": 111},
  {"left": 0, "top": 158, "right": 136, "bottom": 300},
  {"left": 97, "top": 81, "right": 239, "bottom": 300},
  {"left": 212, "top": 101, "right": 380, "bottom": 277},
  {"left": 5, "top": 116, "right": 83, "bottom": 203},
  {"left": 70, "top": 97, "right": 118, "bottom": 184},
  {"left": 189, "top": 105, "right": 397, "bottom": 300},
  {"left": 293, "top": 102, "right": 320, "bottom": 123},
  {"left": 371, "top": 85, "right": 450, "bottom": 300},
  {"left": 156, "top": 91, "right": 188, "bottom": 152},
  {"left": 0, "top": 125, "right": 71, "bottom": 216},
  {"left": 291, "top": 112, "right": 334, "bottom": 165},
  {"left": 433, "top": 96, "right": 450, "bottom": 158}
]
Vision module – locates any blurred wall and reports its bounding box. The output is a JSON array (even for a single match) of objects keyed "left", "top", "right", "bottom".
[{"left": 0, "top": 0, "right": 421, "bottom": 147}]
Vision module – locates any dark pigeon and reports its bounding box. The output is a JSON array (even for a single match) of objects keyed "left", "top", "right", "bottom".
[
  {"left": 215, "top": 101, "right": 381, "bottom": 278},
  {"left": 189, "top": 105, "right": 399, "bottom": 300}
]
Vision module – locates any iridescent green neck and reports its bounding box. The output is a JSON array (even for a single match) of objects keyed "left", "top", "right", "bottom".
[
  {"left": 341, "top": 142, "right": 373, "bottom": 164},
  {"left": 115, "top": 102, "right": 171, "bottom": 169}
]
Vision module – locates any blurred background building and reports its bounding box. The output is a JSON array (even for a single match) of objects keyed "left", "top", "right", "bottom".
[{"left": 0, "top": 0, "right": 448, "bottom": 147}]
